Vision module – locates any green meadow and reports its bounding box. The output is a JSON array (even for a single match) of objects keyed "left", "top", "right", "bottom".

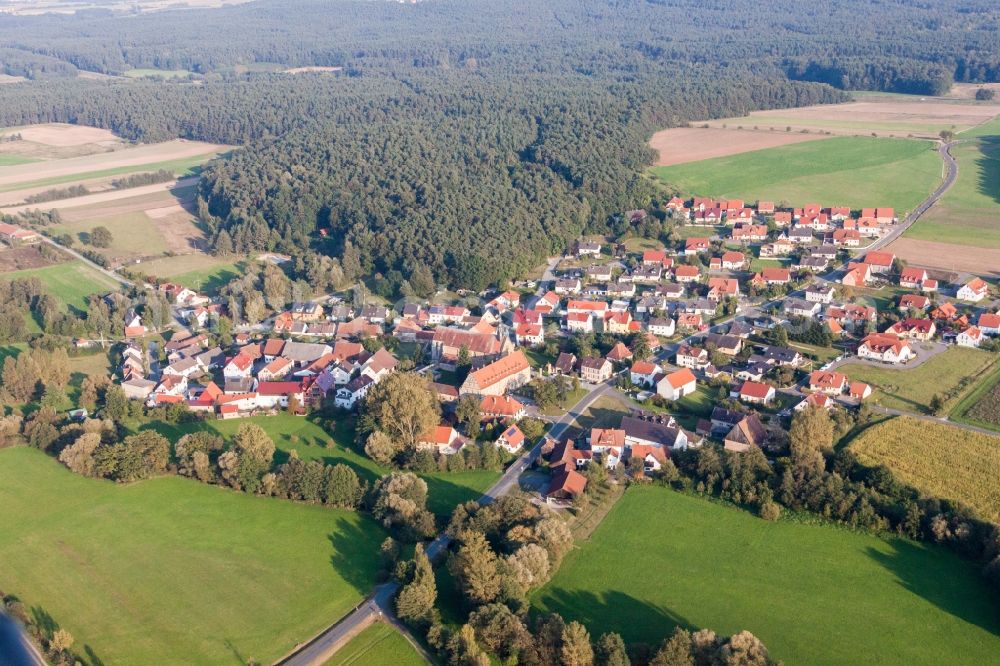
[
  {"left": 325, "top": 622, "right": 425, "bottom": 666},
  {"left": 1, "top": 260, "right": 119, "bottom": 311},
  {"left": 652, "top": 136, "right": 941, "bottom": 213},
  {"left": 533, "top": 486, "right": 1000, "bottom": 666},
  {"left": 0, "top": 446, "right": 386, "bottom": 665}
]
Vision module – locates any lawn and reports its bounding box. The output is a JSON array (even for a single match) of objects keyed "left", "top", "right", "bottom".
[
  {"left": 169, "top": 260, "right": 246, "bottom": 294},
  {"left": 0, "top": 446, "right": 386, "bottom": 665},
  {"left": 0, "top": 260, "right": 120, "bottom": 311},
  {"left": 788, "top": 341, "right": 842, "bottom": 364},
  {"left": 652, "top": 136, "right": 941, "bottom": 214},
  {"left": 138, "top": 414, "right": 499, "bottom": 518},
  {"left": 748, "top": 257, "right": 791, "bottom": 272},
  {"left": 325, "top": 623, "right": 424, "bottom": 666},
  {"left": 906, "top": 135, "right": 1000, "bottom": 248},
  {"left": 568, "top": 394, "right": 630, "bottom": 434},
  {"left": 533, "top": 486, "right": 1000, "bottom": 666},
  {"left": 840, "top": 347, "right": 997, "bottom": 414},
  {"left": 849, "top": 417, "right": 1000, "bottom": 523}
]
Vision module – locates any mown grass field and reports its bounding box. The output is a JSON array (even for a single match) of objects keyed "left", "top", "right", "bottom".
[
  {"left": 52, "top": 210, "right": 169, "bottom": 259},
  {"left": 651, "top": 136, "right": 941, "bottom": 213},
  {"left": 0, "top": 446, "right": 386, "bottom": 665},
  {"left": 840, "top": 347, "right": 997, "bottom": 414},
  {"left": 849, "top": 417, "right": 1000, "bottom": 523},
  {"left": 0, "top": 260, "right": 119, "bottom": 311},
  {"left": 138, "top": 414, "right": 499, "bottom": 518},
  {"left": 906, "top": 136, "right": 1000, "bottom": 248},
  {"left": 0, "top": 154, "right": 38, "bottom": 166},
  {"left": 325, "top": 622, "right": 425, "bottom": 666},
  {"left": 532, "top": 486, "right": 1000, "bottom": 666}
]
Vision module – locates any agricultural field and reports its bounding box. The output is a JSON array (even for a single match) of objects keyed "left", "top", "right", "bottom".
[
  {"left": 123, "top": 68, "right": 194, "bottom": 79},
  {"left": 0, "top": 446, "right": 386, "bottom": 665},
  {"left": 884, "top": 237, "right": 1000, "bottom": 276},
  {"left": 0, "top": 123, "right": 124, "bottom": 161},
  {"left": 951, "top": 363, "right": 1000, "bottom": 433},
  {"left": 649, "top": 127, "right": 827, "bottom": 167},
  {"left": 137, "top": 414, "right": 500, "bottom": 518},
  {"left": 533, "top": 486, "right": 1000, "bottom": 666},
  {"left": 849, "top": 417, "right": 1000, "bottom": 523},
  {"left": 0, "top": 260, "right": 120, "bottom": 311},
  {"left": 905, "top": 129, "right": 1000, "bottom": 249},
  {"left": 840, "top": 347, "right": 997, "bottom": 414},
  {"left": 651, "top": 137, "right": 941, "bottom": 214},
  {"left": 325, "top": 623, "right": 424, "bottom": 666},
  {"left": 702, "top": 96, "right": 999, "bottom": 138}
]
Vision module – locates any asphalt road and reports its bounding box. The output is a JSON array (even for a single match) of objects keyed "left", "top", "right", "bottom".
[{"left": 0, "top": 613, "right": 45, "bottom": 666}]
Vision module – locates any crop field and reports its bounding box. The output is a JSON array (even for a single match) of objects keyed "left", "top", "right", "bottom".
[
  {"left": 849, "top": 417, "right": 1000, "bottom": 523},
  {"left": 0, "top": 123, "right": 125, "bottom": 161},
  {"left": 0, "top": 446, "right": 386, "bottom": 665},
  {"left": 840, "top": 347, "right": 997, "bottom": 414},
  {"left": 702, "top": 97, "right": 1000, "bottom": 138},
  {"left": 138, "top": 414, "right": 499, "bottom": 517},
  {"left": 533, "top": 486, "right": 1000, "bottom": 666},
  {"left": 651, "top": 137, "right": 941, "bottom": 214},
  {"left": 885, "top": 237, "right": 1000, "bottom": 277},
  {"left": 649, "top": 127, "right": 828, "bottom": 166},
  {"left": 326, "top": 623, "right": 424, "bottom": 666},
  {"left": 0, "top": 260, "right": 120, "bottom": 311},
  {"left": 951, "top": 362, "right": 1000, "bottom": 433}
]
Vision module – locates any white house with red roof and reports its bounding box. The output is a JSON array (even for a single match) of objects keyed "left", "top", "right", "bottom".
[
  {"left": 858, "top": 333, "right": 913, "bottom": 364},
  {"left": 684, "top": 237, "right": 711, "bottom": 255},
  {"left": 864, "top": 251, "right": 895, "bottom": 274},
  {"left": 978, "top": 312, "right": 1000, "bottom": 336},
  {"left": 515, "top": 323, "right": 544, "bottom": 347},
  {"left": 418, "top": 425, "right": 464, "bottom": 455},
  {"left": 256, "top": 381, "right": 304, "bottom": 409},
  {"left": 886, "top": 318, "right": 936, "bottom": 341},
  {"left": 738, "top": 381, "right": 775, "bottom": 404},
  {"left": 849, "top": 382, "right": 873, "bottom": 401},
  {"left": 809, "top": 370, "right": 848, "bottom": 395},
  {"left": 630, "top": 360, "right": 662, "bottom": 388},
  {"left": 957, "top": 326, "right": 984, "bottom": 348},
  {"left": 223, "top": 353, "right": 255, "bottom": 380},
  {"left": 564, "top": 311, "right": 593, "bottom": 333},
  {"left": 480, "top": 395, "right": 526, "bottom": 422},
  {"left": 657, "top": 367, "right": 697, "bottom": 401},
  {"left": 496, "top": 424, "right": 526, "bottom": 453},
  {"left": 842, "top": 262, "right": 873, "bottom": 287},
  {"left": 674, "top": 265, "right": 701, "bottom": 282},
  {"left": 721, "top": 251, "right": 745, "bottom": 270},
  {"left": 899, "top": 267, "right": 929, "bottom": 289},
  {"left": 957, "top": 278, "right": 988, "bottom": 302}
]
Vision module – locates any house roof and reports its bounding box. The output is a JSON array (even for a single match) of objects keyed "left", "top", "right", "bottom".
[
  {"left": 740, "top": 381, "right": 773, "bottom": 399},
  {"left": 590, "top": 428, "right": 626, "bottom": 448},
  {"left": 262, "top": 338, "right": 286, "bottom": 356},
  {"left": 257, "top": 381, "right": 303, "bottom": 396},
  {"left": 631, "top": 360, "right": 658, "bottom": 375},
  {"left": 546, "top": 468, "right": 588, "bottom": 498},
  {"left": 965, "top": 277, "right": 988, "bottom": 292},
  {"left": 979, "top": 313, "right": 1000, "bottom": 329},
  {"left": 860, "top": 333, "right": 911, "bottom": 355},
  {"left": 759, "top": 267, "right": 790, "bottom": 282},
  {"left": 606, "top": 342, "right": 632, "bottom": 361},
  {"left": 721, "top": 251, "right": 745, "bottom": 263},
  {"left": 499, "top": 424, "right": 526, "bottom": 447},
  {"left": 809, "top": 370, "right": 847, "bottom": 390},
  {"left": 621, "top": 415, "right": 683, "bottom": 447},
  {"left": 663, "top": 367, "right": 696, "bottom": 390},
  {"left": 865, "top": 251, "right": 895, "bottom": 267},
  {"left": 849, "top": 381, "right": 871, "bottom": 398},
  {"left": 567, "top": 300, "right": 608, "bottom": 311},
  {"left": 580, "top": 356, "right": 610, "bottom": 370},
  {"left": 466, "top": 351, "right": 530, "bottom": 389},
  {"left": 726, "top": 414, "right": 766, "bottom": 448},
  {"left": 675, "top": 265, "right": 700, "bottom": 277},
  {"left": 227, "top": 353, "right": 254, "bottom": 371},
  {"left": 480, "top": 394, "right": 525, "bottom": 416},
  {"left": 421, "top": 425, "right": 458, "bottom": 446}
]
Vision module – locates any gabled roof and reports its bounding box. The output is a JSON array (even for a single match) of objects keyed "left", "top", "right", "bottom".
[
  {"left": 257, "top": 381, "right": 303, "bottom": 396},
  {"left": 663, "top": 367, "right": 697, "bottom": 389},
  {"left": 865, "top": 251, "right": 895, "bottom": 267},
  {"left": 480, "top": 394, "right": 525, "bottom": 416},
  {"left": 466, "top": 351, "right": 530, "bottom": 389},
  {"left": 740, "top": 381, "right": 773, "bottom": 399}
]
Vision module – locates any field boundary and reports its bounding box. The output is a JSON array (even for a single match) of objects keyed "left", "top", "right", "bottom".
[{"left": 949, "top": 359, "right": 1000, "bottom": 433}]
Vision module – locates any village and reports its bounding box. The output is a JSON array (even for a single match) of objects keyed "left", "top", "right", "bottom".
[{"left": 82, "top": 194, "right": 998, "bottom": 506}]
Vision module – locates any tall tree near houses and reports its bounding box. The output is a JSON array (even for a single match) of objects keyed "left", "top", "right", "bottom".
[
  {"left": 788, "top": 406, "right": 831, "bottom": 477},
  {"left": 449, "top": 530, "right": 502, "bottom": 605},
  {"left": 360, "top": 372, "right": 440, "bottom": 452}
]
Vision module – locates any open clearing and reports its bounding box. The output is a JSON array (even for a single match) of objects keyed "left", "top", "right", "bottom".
[
  {"left": 885, "top": 237, "right": 1000, "bottom": 277},
  {"left": 138, "top": 414, "right": 499, "bottom": 518},
  {"left": 0, "top": 260, "right": 119, "bottom": 311},
  {"left": 123, "top": 68, "right": 194, "bottom": 79},
  {"left": 850, "top": 417, "right": 1000, "bottom": 523},
  {"left": 0, "top": 446, "right": 385, "bottom": 665},
  {"left": 0, "top": 122, "right": 126, "bottom": 160},
  {"left": 284, "top": 66, "right": 343, "bottom": 75},
  {"left": 0, "top": 246, "right": 57, "bottom": 272},
  {"left": 649, "top": 127, "right": 828, "bottom": 166},
  {"left": 651, "top": 136, "right": 941, "bottom": 214},
  {"left": 325, "top": 623, "right": 424, "bottom": 666},
  {"left": 533, "top": 486, "right": 1000, "bottom": 666},
  {"left": 840, "top": 347, "right": 997, "bottom": 414}
]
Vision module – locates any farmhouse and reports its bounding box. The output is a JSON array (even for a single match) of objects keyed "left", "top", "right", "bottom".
[
  {"left": 0, "top": 222, "right": 40, "bottom": 244},
  {"left": 460, "top": 350, "right": 531, "bottom": 396},
  {"left": 480, "top": 395, "right": 526, "bottom": 422},
  {"left": 858, "top": 333, "right": 913, "bottom": 364},
  {"left": 657, "top": 367, "right": 697, "bottom": 400},
  {"left": 546, "top": 468, "right": 588, "bottom": 503}
]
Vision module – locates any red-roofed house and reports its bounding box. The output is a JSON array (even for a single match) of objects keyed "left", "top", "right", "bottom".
[
  {"left": 757, "top": 201, "right": 775, "bottom": 214},
  {"left": 865, "top": 251, "right": 895, "bottom": 274},
  {"left": 707, "top": 277, "right": 740, "bottom": 300},
  {"left": 739, "top": 381, "right": 775, "bottom": 404},
  {"left": 842, "top": 263, "right": 872, "bottom": 287},
  {"left": 418, "top": 425, "right": 464, "bottom": 455},
  {"left": 754, "top": 267, "right": 790, "bottom": 285},
  {"left": 496, "top": 424, "right": 526, "bottom": 453},
  {"left": 606, "top": 341, "right": 633, "bottom": 363},
  {"left": 684, "top": 237, "right": 710, "bottom": 255},
  {"left": 978, "top": 312, "right": 1000, "bottom": 336},
  {"left": 957, "top": 326, "right": 984, "bottom": 348},
  {"left": 875, "top": 208, "right": 895, "bottom": 224},
  {"left": 546, "top": 468, "right": 588, "bottom": 503},
  {"left": 957, "top": 278, "right": 988, "bottom": 302},
  {"left": 886, "top": 318, "right": 936, "bottom": 341},
  {"left": 674, "top": 265, "right": 700, "bottom": 282},
  {"left": 480, "top": 395, "right": 526, "bottom": 421},
  {"left": 223, "top": 353, "right": 254, "bottom": 379},
  {"left": 858, "top": 333, "right": 913, "bottom": 364},
  {"left": 630, "top": 360, "right": 662, "bottom": 387},
  {"left": 256, "top": 381, "right": 305, "bottom": 409},
  {"left": 809, "top": 370, "right": 848, "bottom": 395},
  {"left": 899, "top": 267, "right": 929, "bottom": 289},
  {"left": 899, "top": 294, "right": 930, "bottom": 311},
  {"left": 642, "top": 249, "right": 667, "bottom": 265},
  {"left": 515, "top": 323, "right": 544, "bottom": 347},
  {"left": 850, "top": 382, "right": 872, "bottom": 401},
  {"left": 657, "top": 367, "right": 697, "bottom": 400},
  {"left": 721, "top": 251, "right": 746, "bottom": 270},
  {"left": 564, "top": 311, "right": 593, "bottom": 333}
]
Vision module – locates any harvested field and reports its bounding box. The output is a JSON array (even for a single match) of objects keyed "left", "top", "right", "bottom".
[
  {"left": 850, "top": 417, "right": 1000, "bottom": 523},
  {"left": 0, "top": 246, "right": 59, "bottom": 272},
  {"left": 650, "top": 127, "right": 828, "bottom": 166},
  {"left": 0, "top": 74, "right": 26, "bottom": 84},
  {"left": 949, "top": 82, "right": 1000, "bottom": 100},
  {"left": 701, "top": 98, "right": 999, "bottom": 139},
  {"left": 5, "top": 123, "right": 119, "bottom": 147},
  {"left": 0, "top": 139, "right": 225, "bottom": 191},
  {"left": 0, "top": 176, "right": 200, "bottom": 213},
  {"left": 885, "top": 237, "right": 1000, "bottom": 278}
]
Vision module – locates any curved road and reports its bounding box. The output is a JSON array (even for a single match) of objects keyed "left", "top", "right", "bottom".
[{"left": 0, "top": 613, "right": 45, "bottom": 666}]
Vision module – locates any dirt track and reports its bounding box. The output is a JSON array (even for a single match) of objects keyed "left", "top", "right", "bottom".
[{"left": 649, "top": 128, "right": 828, "bottom": 166}]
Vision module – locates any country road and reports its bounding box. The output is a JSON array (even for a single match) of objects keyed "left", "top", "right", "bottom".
[{"left": 0, "top": 613, "right": 45, "bottom": 666}]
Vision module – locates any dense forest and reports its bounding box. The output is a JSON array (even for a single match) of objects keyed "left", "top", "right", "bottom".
[{"left": 0, "top": 0, "right": 997, "bottom": 288}]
